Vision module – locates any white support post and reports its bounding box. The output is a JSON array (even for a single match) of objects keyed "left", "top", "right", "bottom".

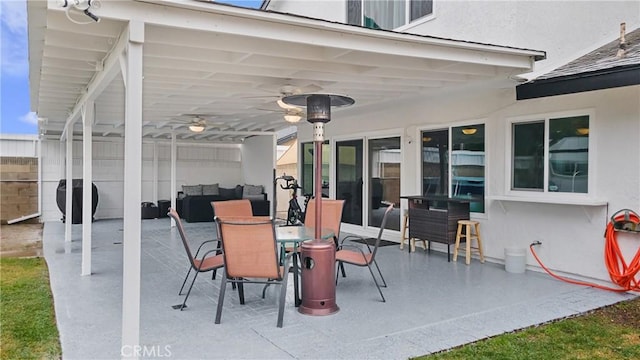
[
  {"left": 81, "top": 101, "right": 94, "bottom": 276},
  {"left": 153, "top": 142, "right": 158, "bottom": 205},
  {"left": 121, "top": 20, "right": 144, "bottom": 360},
  {"left": 65, "top": 135, "right": 73, "bottom": 242},
  {"left": 170, "top": 133, "right": 176, "bottom": 227}
]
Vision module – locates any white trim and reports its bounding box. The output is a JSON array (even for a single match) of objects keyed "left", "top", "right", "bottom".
[
  {"left": 60, "top": 24, "right": 129, "bottom": 141},
  {"left": 121, "top": 20, "right": 144, "bottom": 359},
  {"left": 416, "top": 119, "right": 489, "bottom": 215},
  {"left": 504, "top": 108, "right": 596, "bottom": 200},
  {"left": 81, "top": 101, "right": 94, "bottom": 276},
  {"left": 65, "top": 136, "right": 73, "bottom": 243},
  {"left": 395, "top": 0, "right": 437, "bottom": 32}
]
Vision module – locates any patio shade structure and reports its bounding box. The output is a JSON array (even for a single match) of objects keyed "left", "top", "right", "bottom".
[{"left": 26, "top": 0, "right": 545, "bottom": 353}]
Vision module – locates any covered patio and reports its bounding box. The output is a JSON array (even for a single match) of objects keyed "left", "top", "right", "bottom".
[
  {"left": 44, "top": 218, "right": 633, "bottom": 359},
  {"left": 29, "top": 1, "right": 638, "bottom": 358}
]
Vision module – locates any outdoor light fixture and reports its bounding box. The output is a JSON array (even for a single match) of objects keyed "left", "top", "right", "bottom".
[
  {"left": 462, "top": 127, "right": 477, "bottom": 135},
  {"left": 188, "top": 124, "right": 205, "bottom": 133},
  {"left": 576, "top": 127, "right": 590, "bottom": 135},
  {"left": 284, "top": 114, "right": 302, "bottom": 123}
]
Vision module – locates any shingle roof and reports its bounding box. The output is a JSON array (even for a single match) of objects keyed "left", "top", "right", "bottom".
[
  {"left": 516, "top": 26, "right": 640, "bottom": 100},
  {"left": 537, "top": 27, "right": 640, "bottom": 80}
]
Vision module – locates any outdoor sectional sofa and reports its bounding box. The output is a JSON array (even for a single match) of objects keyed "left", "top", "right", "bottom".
[{"left": 177, "top": 184, "right": 269, "bottom": 223}]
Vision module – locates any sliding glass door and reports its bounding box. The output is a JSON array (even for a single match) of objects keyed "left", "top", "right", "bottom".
[
  {"left": 300, "top": 141, "right": 330, "bottom": 198},
  {"left": 368, "top": 137, "right": 401, "bottom": 231},
  {"left": 336, "top": 139, "right": 363, "bottom": 225}
]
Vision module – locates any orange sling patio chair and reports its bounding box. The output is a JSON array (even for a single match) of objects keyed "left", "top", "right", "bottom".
[
  {"left": 335, "top": 203, "right": 393, "bottom": 302},
  {"left": 168, "top": 208, "right": 224, "bottom": 310},
  {"left": 214, "top": 216, "right": 291, "bottom": 328}
]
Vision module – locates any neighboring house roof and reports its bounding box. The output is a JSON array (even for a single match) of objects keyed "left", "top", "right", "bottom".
[{"left": 517, "top": 27, "right": 640, "bottom": 100}]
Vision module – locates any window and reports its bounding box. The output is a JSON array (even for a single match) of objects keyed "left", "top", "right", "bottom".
[
  {"left": 347, "top": 0, "right": 433, "bottom": 30},
  {"left": 511, "top": 115, "right": 589, "bottom": 193},
  {"left": 422, "top": 123, "right": 485, "bottom": 213}
]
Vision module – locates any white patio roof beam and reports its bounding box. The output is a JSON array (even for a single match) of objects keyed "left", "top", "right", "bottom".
[
  {"left": 59, "top": 22, "right": 129, "bottom": 141},
  {"left": 91, "top": 1, "right": 543, "bottom": 70}
]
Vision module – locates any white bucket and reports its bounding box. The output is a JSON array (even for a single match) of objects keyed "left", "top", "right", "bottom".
[{"left": 504, "top": 248, "right": 526, "bottom": 274}]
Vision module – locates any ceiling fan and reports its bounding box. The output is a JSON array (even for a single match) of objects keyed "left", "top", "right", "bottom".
[
  {"left": 251, "top": 84, "right": 321, "bottom": 122},
  {"left": 171, "top": 114, "right": 221, "bottom": 133}
]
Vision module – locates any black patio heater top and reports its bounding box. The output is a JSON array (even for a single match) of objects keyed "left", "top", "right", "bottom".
[{"left": 282, "top": 94, "right": 354, "bottom": 239}]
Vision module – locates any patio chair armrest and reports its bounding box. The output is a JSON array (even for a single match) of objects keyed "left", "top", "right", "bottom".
[
  {"left": 337, "top": 243, "right": 369, "bottom": 256},
  {"left": 339, "top": 235, "right": 363, "bottom": 245},
  {"left": 198, "top": 248, "right": 222, "bottom": 261},
  {"left": 193, "top": 238, "right": 219, "bottom": 257},
  {"left": 340, "top": 235, "right": 374, "bottom": 252}
]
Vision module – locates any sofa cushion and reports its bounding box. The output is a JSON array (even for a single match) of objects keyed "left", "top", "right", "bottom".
[
  {"left": 201, "top": 183, "right": 219, "bottom": 196},
  {"left": 244, "top": 184, "right": 263, "bottom": 196},
  {"left": 218, "top": 187, "right": 237, "bottom": 200},
  {"left": 182, "top": 184, "right": 203, "bottom": 196},
  {"left": 243, "top": 194, "right": 265, "bottom": 201}
]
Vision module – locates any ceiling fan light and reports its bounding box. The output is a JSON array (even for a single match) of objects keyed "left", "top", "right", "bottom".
[
  {"left": 284, "top": 114, "right": 302, "bottom": 123},
  {"left": 189, "top": 124, "right": 205, "bottom": 133},
  {"left": 277, "top": 98, "right": 299, "bottom": 110},
  {"left": 576, "top": 127, "right": 589, "bottom": 135},
  {"left": 462, "top": 127, "right": 477, "bottom": 135}
]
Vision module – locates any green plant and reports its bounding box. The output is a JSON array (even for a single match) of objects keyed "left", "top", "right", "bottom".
[
  {"left": 1, "top": 257, "right": 61, "bottom": 360},
  {"left": 420, "top": 298, "right": 640, "bottom": 360}
]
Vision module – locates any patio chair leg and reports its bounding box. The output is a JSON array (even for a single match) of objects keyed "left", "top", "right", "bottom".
[
  {"left": 180, "top": 271, "right": 200, "bottom": 310},
  {"left": 372, "top": 260, "right": 387, "bottom": 287},
  {"left": 212, "top": 269, "right": 217, "bottom": 280},
  {"left": 335, "top": 261, "right": 342, "bottom": 285},
  {"left": 367, "top": 264, "right": 386, "bottom": 302},
  {"left": 178, "top": 267, "right": 192, "bottom": 295},
  {"left": 334, "top": 237, "right": 347, "bottom": 278},
  {"left": 237, "top": 280, "right": 245, "bottom": 305},
  {"left": 277, "top": 259, "right": 291, "bottom": 328},
  {"left": 215, "top": 273, "right": 228, "bottom": 324},
  {"left": 339, "top": 262, "right": 346, "bottom": 278}
]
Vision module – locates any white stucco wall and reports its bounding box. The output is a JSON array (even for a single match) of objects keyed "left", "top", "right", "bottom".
[
  {"left": 298, "top": 84, "right": 640, "bottom": 282},
  {"left": 271, "top": 1, "right": 639, "bottom": 80},
  {"left": 267, "top": 0, "right": 346, "bottom": 23},
  {"left": 241, "top": 134, "right": 277, "bottom": 215},
  {"left": 402, "top": 0, "right": 640, "bottom": 78}
]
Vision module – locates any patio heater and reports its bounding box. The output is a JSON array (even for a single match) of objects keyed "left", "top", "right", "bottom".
[{"left": 282, "top": 94, "right": 354, "bottom": 316}]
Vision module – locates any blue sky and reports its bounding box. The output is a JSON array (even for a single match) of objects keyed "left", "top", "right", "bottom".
[{"left": 0, "top": 0, "right": 263, "bottom": 135}]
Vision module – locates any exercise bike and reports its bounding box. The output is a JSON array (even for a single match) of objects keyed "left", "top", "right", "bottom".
[{"left": 274, "top": 175, "right": 311, "bottom": 226}]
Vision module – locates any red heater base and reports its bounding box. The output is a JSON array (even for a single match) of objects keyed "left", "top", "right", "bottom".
[{"left": 298, "top": 239, "right": 339, "bottom": 316}]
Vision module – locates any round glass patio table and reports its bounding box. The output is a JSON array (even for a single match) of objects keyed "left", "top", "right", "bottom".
[{"left": 275, "top": 226, "right": 334, "bottom": 307}]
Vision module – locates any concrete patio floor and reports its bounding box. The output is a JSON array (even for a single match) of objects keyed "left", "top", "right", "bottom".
[{"left": 43, "top": 218, "right": 635, "bottom": 360}]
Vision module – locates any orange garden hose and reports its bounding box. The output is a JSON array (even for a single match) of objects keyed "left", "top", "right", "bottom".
[{"left": 530, "top": 210, "right": 640, "bottom": 292}]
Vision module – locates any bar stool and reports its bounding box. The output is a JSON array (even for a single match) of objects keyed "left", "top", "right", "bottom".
[
  {"left": 453, "top": 220, "right": 485, "bottom": 265},
  {"left": 399, "top": 209, "right": 427, "bottom": 252}
]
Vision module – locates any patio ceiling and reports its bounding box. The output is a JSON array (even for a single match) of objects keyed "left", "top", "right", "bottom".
[{"left": 28, "top": 0, "right": 545, "bottom": 143}]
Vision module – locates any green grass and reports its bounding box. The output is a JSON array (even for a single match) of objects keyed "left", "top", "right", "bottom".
[
  {"left": 420, "top": 298, "right": 640, "bottom": 360},
  {"left": 1, "top": 257, "right": 61, "bottom": 360}
]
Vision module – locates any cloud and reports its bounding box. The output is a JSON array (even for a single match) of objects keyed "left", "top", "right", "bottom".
[
  {"left": 20, "top": 111, "right": 38, "bottom": 125},
  {"left": 1, "top": 0, "right": 29, "bottom": 77}
]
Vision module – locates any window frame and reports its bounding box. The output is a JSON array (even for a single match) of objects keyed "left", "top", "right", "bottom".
[
  {"left": 348, "top": 0, "right": 435, "bottom": 30},
  {"left": 418, "top": 120, "right": 487, "bottom": 215},
  {"left": 505, "top": 109, "right": 595, "bottom": 199}
]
